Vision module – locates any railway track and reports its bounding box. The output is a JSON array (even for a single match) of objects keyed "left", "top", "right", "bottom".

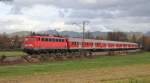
[{"left": 0, "top": 49, "right": 141, "bottom": 65}]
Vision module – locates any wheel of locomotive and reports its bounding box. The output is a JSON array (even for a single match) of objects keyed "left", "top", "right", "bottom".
[
  {"left": 59, "top": 50, "right": 65, "bottom": 60},
  {"left": 47, "top": 53, "right": 55, "bottom": 61},
  {"left": 67, "top": 52, "right": 72, "bottom": 59},
  {"left": 50, "top": 53, "right": 56, "bottom": 60},
  {"left": 64, "top": 50, "right": 68, "bottom": 57},
  {"left": 66, "top": 51, "right": 74, "bottom": 59},
  {"left": 60, "top": 52, "right": 67, "bottom": 60},
  {"left": 54, "top": 50, "right": 62, "bottom": 60}
]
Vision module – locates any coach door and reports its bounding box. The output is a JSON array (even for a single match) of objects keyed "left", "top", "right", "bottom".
[{"left": 79, "top": 42, "right": 82, "bottom": 49}]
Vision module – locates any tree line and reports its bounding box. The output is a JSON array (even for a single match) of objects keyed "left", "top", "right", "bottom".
[{"left": 0, "top": 34, "right": 23, "bottom": 50}]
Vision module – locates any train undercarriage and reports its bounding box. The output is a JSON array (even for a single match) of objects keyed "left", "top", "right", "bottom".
[{"left": 23, "top": 48, "right": 140, "bottom": 59}]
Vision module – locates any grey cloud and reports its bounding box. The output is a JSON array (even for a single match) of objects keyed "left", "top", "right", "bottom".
[
  {"left": 0, "top": 0, "right": 150, "bottom": 32},
  {"left": 68, "top": 9, "right": 115, "bottom": 19},
  {"left": 3, "top": 0, "right": 150, "bottom": 18}
]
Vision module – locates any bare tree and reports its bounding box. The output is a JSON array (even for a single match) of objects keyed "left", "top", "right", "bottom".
[
  {"left": 107, "top": 32, "right": 128, "bottom": 41},
  {"left": 85, "top": 31, "right": 94, "bottom": 39}
]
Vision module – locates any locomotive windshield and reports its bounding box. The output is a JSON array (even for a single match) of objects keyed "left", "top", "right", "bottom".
[{"left": 25, "top": 38, "right": 37, "bottom": 41}]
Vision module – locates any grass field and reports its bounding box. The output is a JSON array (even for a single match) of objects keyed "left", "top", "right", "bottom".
[
  {"left": 0, "top": 51, "right": 27, "bottom": 56},
  {"left": 0, "top": 52, "right": 150, "bottom": 83}
]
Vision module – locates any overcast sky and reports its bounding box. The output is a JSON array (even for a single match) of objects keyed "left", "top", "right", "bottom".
[{"left": 0, "top": 0, "right": 150, "bottom": 33}]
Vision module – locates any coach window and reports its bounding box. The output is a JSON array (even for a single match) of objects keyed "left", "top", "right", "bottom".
[
  {"left": 41, "top": 38, "right": 44, "bottom": 41},
  {"left": 43, "top": 38, "right": 45, "bottom": 41},
  {"left": 96, "top": 43, "right": 98, "bottom": 46},
  {"left": 76, "top": 42, "right": 79, "bottom": 45},
  {"left": 43, "top": 38, "right": 46, "bottom": 41},
  {"left": 51, "top": 38, "right": 53, "bottom": 42},
  {"left": 55, "top": 39, "right": 57, "bottom": 42},
  {"left": 57, "top": 39, "right": 61, "bottom": 42},
  {"left": 59, "top": 39, "right": 62, "bottom": 42},
  {"left": 59, "top": 39, "right": 61, "bottom": 42},
  {"left": 55, "top": 39, "right": 58, "bottom": 42},
  {"left": 49, "top": 38, "right": 51, "bottom": 42},
  {"left": 54, "top": 39, "right": 56, "bottom": 42},
  {"left": 58, "top": 39, "right": 61, "bottom": 42},
  {"left": 57, "top": 39, "right": 60, "bottom": 42},
  {"left": 77, "top": 42, "right": 79, "bottom": 45},
  {"left": 44, "top": 38, "right": 47, "bottom": 41},
  {"left": 62, "top": 39, "right": 64, "bottom": 42},
  {"left": 52, "top": 38, "right": 55, "bottom": 42},
  {"left": 61, "top": 39, "right": 63, "bottom": 42},
  {"left": 42, "top": 38, "right": 44, "bottom": 41},
  {"left": 74, "top": 42, "right": 76, "bottom": 45},
  {"left": 75, "top": 42, "right": 77, "bottom": 45},
  {"left": 50, "top": 38, "right": 52, "bottom": 42},
  {"left": 76, "top": 42, "right": 77, "bottom": 45}
]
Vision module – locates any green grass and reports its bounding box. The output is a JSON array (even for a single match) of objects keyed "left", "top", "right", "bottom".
[
  {"left": 0, "top": 51, "right": 26, "bottom": 57},
  {"left": 0, "top": 52, "right": 150, "bottom": 77}
]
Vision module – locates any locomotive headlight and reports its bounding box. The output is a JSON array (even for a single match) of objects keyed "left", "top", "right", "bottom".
[{"left": 24, "top": 44, "right": 33, "bottom": 47}]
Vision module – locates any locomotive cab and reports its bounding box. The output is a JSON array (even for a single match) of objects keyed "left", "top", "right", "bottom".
[{"left": 23, "top": 36, "right": 40, "bottom": 54}]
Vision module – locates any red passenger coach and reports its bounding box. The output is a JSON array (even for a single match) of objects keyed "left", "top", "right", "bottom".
[{"left": 67, "top": 38, "right": 94, "bottom": 50}]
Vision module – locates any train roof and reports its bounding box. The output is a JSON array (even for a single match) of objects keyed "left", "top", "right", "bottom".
[
  {"left": 68, "top": 38, "right": 137, "bottom": 45},
  {"left": 25, "top": 36, "right": 66, "bottom": 39},
  {"left": 25, "top": 36, "right": 137, "bottom": 45}
]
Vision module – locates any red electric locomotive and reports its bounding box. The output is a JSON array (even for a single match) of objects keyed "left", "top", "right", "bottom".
[{"left": 23, "top": 36, "right": 68, "bottom": 54}]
